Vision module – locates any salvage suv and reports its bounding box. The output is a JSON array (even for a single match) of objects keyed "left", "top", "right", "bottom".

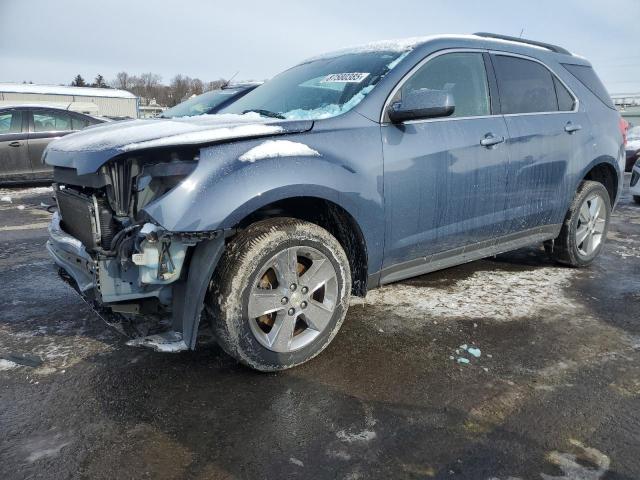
[{"left": 46, "top": 33, "right": 625, "bottom": 371}]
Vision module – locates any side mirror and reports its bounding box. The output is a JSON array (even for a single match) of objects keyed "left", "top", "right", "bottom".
[{"left": 388, "top": 89, "right": 455, "bottom": 123}]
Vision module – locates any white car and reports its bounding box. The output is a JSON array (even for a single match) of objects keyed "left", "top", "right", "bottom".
[{"left": 631, "top": 158, "right": 640, "bottom": 203}]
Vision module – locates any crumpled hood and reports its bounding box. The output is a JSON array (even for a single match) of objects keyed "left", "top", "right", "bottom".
[{"left": 44, "top": 113, "right": 313, "bottom": 175}]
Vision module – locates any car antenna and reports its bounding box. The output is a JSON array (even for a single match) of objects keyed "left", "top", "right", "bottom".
[{"left": 223, "top": 71, "right": 239, "bottom": 89}]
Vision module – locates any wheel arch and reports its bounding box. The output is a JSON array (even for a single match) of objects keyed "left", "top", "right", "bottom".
[
  {"left": 228, "top": 195, "right": 369, "bottom": 297},
  {"left": 579, "top": 157, "right": 620, "bottom": 205}
]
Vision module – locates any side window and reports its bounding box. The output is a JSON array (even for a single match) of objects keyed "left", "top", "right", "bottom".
[
  {"left": 400, "top": 52, "right": 491, "bottom": 118},
  {"left": 71, "top": 115, "right": 91, "bottom": 130},
  {"left": 33, "top": 110, "right": 72, "bottom": 132},
  {"left": 554, "top": 77, "right": 575, "bottom": 111},
  {"left": 562, "top": 63, "right": 614, "bottom": 109},
  {"left": 0, "top": 111, "right": 23, "bottom": 134},
  {"left": 493, "top": 55, "right": 558, "bottom": 114}
]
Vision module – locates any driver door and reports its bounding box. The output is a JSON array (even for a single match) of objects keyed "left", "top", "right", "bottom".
[
  {"left": 381, "top": 51, "right": 511, "bottom": 280},
  {"left": 0, "top": 109, "right": 31, "bottom": 181}
]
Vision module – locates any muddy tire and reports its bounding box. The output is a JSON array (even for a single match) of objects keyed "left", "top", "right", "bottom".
[
  {"left": 549, "top": 180, "right": 611, "bottom": 267},
  {"left": 208, "top": 218, "right": 351, "bottom": 371}
]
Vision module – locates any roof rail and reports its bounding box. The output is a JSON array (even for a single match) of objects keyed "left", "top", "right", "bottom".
[{"left": 473, "top": 32, "right": 572, "bottom": 56}]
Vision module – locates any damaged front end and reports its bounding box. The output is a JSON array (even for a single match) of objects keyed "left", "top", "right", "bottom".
[{"left": 47, "top": 152, "right": 225, "bottom": 352}]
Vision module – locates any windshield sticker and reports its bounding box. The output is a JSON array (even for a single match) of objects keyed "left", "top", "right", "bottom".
[{"left": 322, "top": 73, "right": 370, "bottom": 83}]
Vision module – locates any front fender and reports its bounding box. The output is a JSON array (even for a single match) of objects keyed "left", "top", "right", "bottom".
[{"left": 143, "top": 124, "right": 385, "bottom": 272}]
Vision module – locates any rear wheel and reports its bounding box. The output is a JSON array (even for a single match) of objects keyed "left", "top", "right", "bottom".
[
  {"left": 549, "top": 180, "right": 611, "bottom": 267},
  {"left": 208, "top": 218, "right": 351, "bottom": 371},
  {"left": 633, "top": 195, "right": 640, "bottom": 204}
]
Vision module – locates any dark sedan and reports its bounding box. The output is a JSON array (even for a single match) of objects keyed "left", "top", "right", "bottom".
[
  {"left": 160, "top": 83, "right": 260, "bottom": 118},
  {"left": 0, "top": 105, "right": 105, "bottom": 183}
]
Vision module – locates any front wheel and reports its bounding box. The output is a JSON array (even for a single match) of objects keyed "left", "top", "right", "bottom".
[
  {"left": 208, "top": 218, "right": 351, "bottom": 371},
  {"left": 549, "top": 180, "right": 611, "bottom": 267},
  {"left": 633, "top": 195, "right": 640, "bottom": 205}
]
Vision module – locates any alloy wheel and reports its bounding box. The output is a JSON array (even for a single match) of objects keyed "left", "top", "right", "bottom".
[
  {"left": 575, "top": 192, "right": 607, "bottom": 256},
  {"left": 247, "top": 246, "right": 338, "bottom": 353}
]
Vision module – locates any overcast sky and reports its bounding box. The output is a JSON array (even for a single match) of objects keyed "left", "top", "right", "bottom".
[{"left": 1, "top": 0, "right": 639, "bottom": 93}]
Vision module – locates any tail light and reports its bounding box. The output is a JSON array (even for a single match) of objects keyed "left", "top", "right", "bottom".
[{"left": 619, "top": 117, "right": 629, "bottom": 146}]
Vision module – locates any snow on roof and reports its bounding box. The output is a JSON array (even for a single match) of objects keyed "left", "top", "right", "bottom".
[
  {"left": 0, "top": 83, "right": 137, "bottom": 99},
  {"left": 303, "top": 35, "right": 443, "bottom": 63}
]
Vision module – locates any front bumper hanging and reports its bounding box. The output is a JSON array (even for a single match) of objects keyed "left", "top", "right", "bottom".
[{"left": 46, "top": 212, "right": 226, "bottom": 352}]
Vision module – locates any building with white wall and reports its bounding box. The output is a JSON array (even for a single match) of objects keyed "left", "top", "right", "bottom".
[{"left": 0, "top": 83, "right": 139, "bottom": 118}]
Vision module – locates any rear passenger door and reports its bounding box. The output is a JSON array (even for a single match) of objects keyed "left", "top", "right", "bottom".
[
  {"left": 491, "top": 53, "right": 589, "bottom": 233},
  {"left": 0, "top": 109, "right": 31, "bottom": 180},
  {"left": 27, "top": 108, "right": 75, "bottom": 177}
]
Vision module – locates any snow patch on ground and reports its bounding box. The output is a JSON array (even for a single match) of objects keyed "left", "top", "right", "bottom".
[
  {"left": 0, "top": 329, "right": 115, "bottom": 375},
  {"left": 23, "top": 433, "right": 72, "bottom": 463},
  {"left": 351, "top": 267, "right": 577, "bottom": 326},
  {"left": 540, "top": 439, "right": 610, "bottom": 480},
  {"left": 289, "top": 457, "right": 304, "bottom": 467},
  {"left": 336, "top": 429, "right": 377, "bottom": 443},
  {"left": 468, "top": 347, "right": 481, "bottom": 358},
  {"left": 0, "top": 186, "right": 52, "bottom": 200},
  {"left": 0, "top": 359, "right": 19, "bottom": 371},
  {"left": 239, "top": 140, "right": 320, "bottom": 162}
]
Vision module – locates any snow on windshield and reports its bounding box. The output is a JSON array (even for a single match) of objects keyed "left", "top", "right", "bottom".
[
  {"left": 222, "top": 47, "right": 414, "bottom": 121},
  {"left": 282, "top": 85, "right": 375, "bottom": 120}
]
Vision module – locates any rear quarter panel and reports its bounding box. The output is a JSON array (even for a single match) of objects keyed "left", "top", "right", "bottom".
[{"left": 551, "top": 59, "right": 624, "bottom": 205}]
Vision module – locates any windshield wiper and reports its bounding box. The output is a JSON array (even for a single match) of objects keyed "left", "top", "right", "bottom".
[{"left": 243, "top": 109, "right": 285, "bottom": 119}]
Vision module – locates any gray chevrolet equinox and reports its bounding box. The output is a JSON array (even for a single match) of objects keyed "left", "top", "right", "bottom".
[{"left": 45, "top": 33, "right": 626, "bottom": 370}]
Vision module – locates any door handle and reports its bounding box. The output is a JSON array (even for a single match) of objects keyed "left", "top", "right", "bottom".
[
  {"left": 8, "top": 141, "right": 21, "bottom": 147},
  {"left": 480, "top": 134, "right": 505, "bottom": 148},
  {"left": 564, "top": 122, "right": 582, "bottom": 134}
]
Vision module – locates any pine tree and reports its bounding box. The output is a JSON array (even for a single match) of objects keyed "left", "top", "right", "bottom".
[
  {"left": 93, "top": 74, "right": 107, "bottom": 88},
  {"left": 71, "top": 74, "right": 86, "bottom": 87}
]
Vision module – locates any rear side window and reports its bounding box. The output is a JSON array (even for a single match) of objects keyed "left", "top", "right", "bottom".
[
  {"left": 554, "top": 77, "right": 575, "bottom": 111},
  {"left": 33, "top": 110, "right": 72, "bottom": 132},
  {"left": 562, "top": 63, "right": 614, "bottom": 109},
  {"left": 0, "top": 110, "right": 23, "bottom": 134},
  {"left": 71, "top": 115, "right": 92, "bottom": 130},
  {"left": 492, "top": 55, "right": 558, "bottom": 114},
  {"left": 401, "top": 52, "right": 491, "bottom": 118}
]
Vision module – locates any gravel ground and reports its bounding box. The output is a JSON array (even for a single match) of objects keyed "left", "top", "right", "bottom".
[{"left": 0, "top": 179, "right": 639, "bottom": 480}]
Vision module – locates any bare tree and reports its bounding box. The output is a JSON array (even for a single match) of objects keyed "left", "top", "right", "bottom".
[
  {"left": 112, "top": 71, "right": 132, "bottom": 90},
  {"left": 206, "top": 79, "right": 227, "bottom": 91},
  {"left": 169, "top": 75, "right": 192, "bottom": 106},
  {"left": 190, "top": 78, "right": 204, "bottom": 96},
  {"left": 107, "top": 71, "right": 232, "bottom": 107}
]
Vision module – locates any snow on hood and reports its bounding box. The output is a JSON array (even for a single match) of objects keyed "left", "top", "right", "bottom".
[
  {"left": 48, "top": 112, "right": 266, "bottom": 153},
  {"left": 44, "top": 113, "right": 313, "bottom": 175}
]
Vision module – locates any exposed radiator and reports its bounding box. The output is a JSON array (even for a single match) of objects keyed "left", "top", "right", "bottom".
[{"left": 56, "top": 189, "right": 98, "bottom": 249}]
